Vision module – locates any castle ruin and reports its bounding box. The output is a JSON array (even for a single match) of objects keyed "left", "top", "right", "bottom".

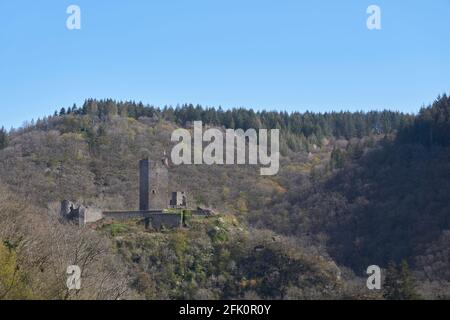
[{"left": 61, "top": 155, "right": 211, "bottom": 230}]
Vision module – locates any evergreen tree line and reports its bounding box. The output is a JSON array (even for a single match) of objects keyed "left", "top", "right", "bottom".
[
  {"left": 13, "top": 94, "right": 450, "bottom": 153},
  {"left": 398, "top": 94, "right": 450, "bottom": 147},
  {"left": 55, "top": 98, "right": 413, "bottom": 144}
]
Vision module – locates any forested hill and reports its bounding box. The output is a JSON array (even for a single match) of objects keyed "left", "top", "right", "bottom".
[
  {"left": 250, "top": 94, "right": 450, "bottom": 288},
  {"left": 6, "top": 98, "right": 413, "bottom": 153},
  {"left": 0, "top": 95, "right": 449, "bottom": 300}
]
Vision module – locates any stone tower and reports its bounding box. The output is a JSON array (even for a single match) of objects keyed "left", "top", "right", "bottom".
[
  {"left": 139, "top": 159, "right": 150, "bottom": 211},
  {"left": 139, "top": 157, "right": 169, "bottom": 210}
]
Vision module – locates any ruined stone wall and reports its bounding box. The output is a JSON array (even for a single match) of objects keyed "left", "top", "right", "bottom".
[
  {"left": 170, "top": 192, "right": 187, "bottom": 208},
  {"left": 60, "top": 200, "right": 103, "bottom": 226},
  {"left": 79, "top": 207, "right": 103, "bottom": 226},
  {"left": 103, "top": 211, "right": 182, "bottom": 230},
  {"left": 102, "top": 210, "right": 163, "bottom": 222},
  {"left": 60, "top": 200, "right": 73, "bottom": 217},
  {"left": 146, "top": 213, "right": 183, "bottom": 230}
]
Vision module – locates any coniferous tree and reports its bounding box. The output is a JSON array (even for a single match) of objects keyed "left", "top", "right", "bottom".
[
  {"left": 72, "top": 103, "right": 78, "bottom": 114},
  {"left": 330, "top": 148, "right": 345, "bottom": 169},
  {"left": 0, "top": 126, "right": 8, "bottom": 150},
  {"left": 383, "top": 261, "right": 421, "bottom": 300}
]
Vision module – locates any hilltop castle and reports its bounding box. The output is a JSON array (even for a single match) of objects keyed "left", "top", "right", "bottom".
[{"left": 60, "top": 154, "right": 211, "bottom": 230}]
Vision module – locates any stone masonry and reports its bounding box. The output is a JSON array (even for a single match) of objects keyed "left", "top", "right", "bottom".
[{"left": 61, "top": 156, "right": 211, "bottom": 230}]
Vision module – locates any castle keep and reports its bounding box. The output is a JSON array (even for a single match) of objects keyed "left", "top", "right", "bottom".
[
  {"left": 61, "top": 156, "right": 211, "bottom": 230},
  {"left": 139, "top": 158, "right": 169, "bottom": 210}
]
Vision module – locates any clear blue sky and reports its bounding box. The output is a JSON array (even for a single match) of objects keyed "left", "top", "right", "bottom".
[{"left": 1, "top": 0, "right": 449, "bottom": 129}]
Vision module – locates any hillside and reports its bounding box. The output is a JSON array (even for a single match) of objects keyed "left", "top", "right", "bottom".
[
  {"left": 250, "top": 95, "right": 450, "bottom": 297},
  {"left": 1, "top": 95, "right": 449, "bottom": 299}
]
